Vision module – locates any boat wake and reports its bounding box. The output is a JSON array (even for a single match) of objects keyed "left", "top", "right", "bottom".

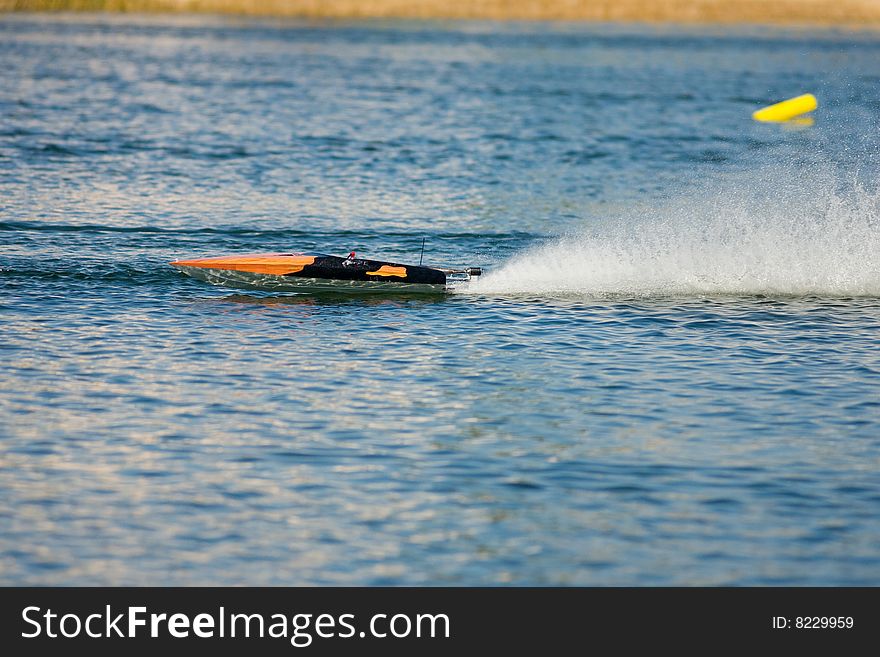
[{"left": 467, "top": 165, "right": 880, "bottom": 298}]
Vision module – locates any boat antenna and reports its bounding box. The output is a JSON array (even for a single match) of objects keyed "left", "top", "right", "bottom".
[{"left": 418, "top": 237, "right": 426, "bottom": 266}]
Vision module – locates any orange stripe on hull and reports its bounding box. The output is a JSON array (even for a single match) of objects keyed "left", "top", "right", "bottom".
[
  {"left": 367, "top": 265, "right": 407, "bottom": 278},
  {"left": 170, "top": 254, "right": 316, "bottom": 276}
]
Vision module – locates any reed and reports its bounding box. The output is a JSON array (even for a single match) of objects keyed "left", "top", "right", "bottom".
[{"left": 2, "top": 0, "right": 880, "bottom": 26}]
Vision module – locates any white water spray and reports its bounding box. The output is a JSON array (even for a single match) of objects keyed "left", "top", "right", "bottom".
[{"left": 469, "top": 164, "right": 880, "bottom": 297}]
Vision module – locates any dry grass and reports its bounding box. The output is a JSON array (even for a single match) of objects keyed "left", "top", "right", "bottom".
[{"left": 3, "top": 0, "right": 880, "bottom": 26}]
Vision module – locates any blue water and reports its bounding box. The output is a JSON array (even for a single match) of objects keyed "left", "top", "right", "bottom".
[{"left": 2, "top": 13, "right": 880, "bottom": 585}]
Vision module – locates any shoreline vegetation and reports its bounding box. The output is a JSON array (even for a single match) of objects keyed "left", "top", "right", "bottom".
[{"left": 2, "top": 1, "right": 880, "bottom": 28}]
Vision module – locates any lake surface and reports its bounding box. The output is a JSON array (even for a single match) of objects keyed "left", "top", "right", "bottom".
[{"left": 2, "top": 13, "right": 880, "bottom": 585}]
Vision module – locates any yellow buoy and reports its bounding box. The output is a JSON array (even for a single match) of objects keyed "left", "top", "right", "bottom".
[{"left": 752, "top": 93, "right": 818, "bottom": 122}]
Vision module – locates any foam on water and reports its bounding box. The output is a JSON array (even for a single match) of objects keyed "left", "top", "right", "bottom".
[{"left": 469, "top": 164, "right": 880, "bottom": 298}]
